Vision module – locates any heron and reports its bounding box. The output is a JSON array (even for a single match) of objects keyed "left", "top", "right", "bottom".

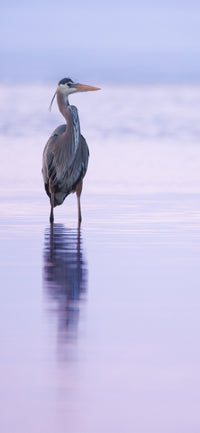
[{"left": 42, "top": 77, "right": 100, "bottom": 224}]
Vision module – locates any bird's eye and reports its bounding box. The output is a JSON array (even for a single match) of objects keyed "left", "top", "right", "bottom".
[{"left": 67, "top": 83, "right": 71, "bottom": 87}]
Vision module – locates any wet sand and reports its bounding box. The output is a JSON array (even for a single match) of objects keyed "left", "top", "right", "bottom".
[{"left": 1, "top": 192, "right": 200, "bottom": 432}]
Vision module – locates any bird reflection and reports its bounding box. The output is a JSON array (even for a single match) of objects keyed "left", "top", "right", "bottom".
[{"left": 43, "top": 224, "right": 88, "bottom": 342}]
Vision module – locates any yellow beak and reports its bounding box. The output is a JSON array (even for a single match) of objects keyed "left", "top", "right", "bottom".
[{"left": 73, "top": 83, "right": 101, "bottom": 92}]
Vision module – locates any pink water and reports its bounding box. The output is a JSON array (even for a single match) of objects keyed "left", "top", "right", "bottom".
[
  {"left": 1, "top": 193, "right": 200, "bottom": 432},
  {"left": 1, "top": 85, "right": 200, "bottom": 432}
]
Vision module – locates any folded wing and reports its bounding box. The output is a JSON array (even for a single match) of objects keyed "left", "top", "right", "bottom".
[{"left": 42, "top": 106, "right": 89, "bottom": 207}]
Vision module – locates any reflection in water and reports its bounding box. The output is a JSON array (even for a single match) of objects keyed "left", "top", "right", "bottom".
[{"left": 43, "top": 224, "right": 88, "bottom": 342}]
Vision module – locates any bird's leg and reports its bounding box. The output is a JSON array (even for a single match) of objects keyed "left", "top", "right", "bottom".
[
  {"left": 76, "top": 181, "right": 83, "bottom": 226},
  {"left": 77, "top": 196, "right": 82, "bottom": 226},
  {"left": 50, "top": 192, "right": 54, "bottom": 223}
]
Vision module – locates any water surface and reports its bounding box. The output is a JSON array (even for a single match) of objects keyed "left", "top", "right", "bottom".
[{"left": 1, "top": 85, "right": 200, "bottom": 432}]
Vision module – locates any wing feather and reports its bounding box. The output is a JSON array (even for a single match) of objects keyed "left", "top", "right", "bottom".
[{"left": 42, "top": 107, "right": 89, "bottom": 207}]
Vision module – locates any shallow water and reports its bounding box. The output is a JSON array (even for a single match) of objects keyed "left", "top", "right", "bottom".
[
  {"left": 1, "top": 85, "right": 200, "bottom": 432},
  {"left": 1, "top": 193, "right": 200, "bottom": 433}
]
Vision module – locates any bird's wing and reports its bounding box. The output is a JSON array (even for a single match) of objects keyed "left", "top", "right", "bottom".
[
  {"left": 42, "top": 117, "right": 89, "bottom": 205},
  {"left": 50, "top": 124, "right": 66, "bottom": 137},
  {"left": 42, "top": 124, "right": 67, "bottom": 193}
]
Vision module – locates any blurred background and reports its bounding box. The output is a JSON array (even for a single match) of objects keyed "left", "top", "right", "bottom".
[
  {"left": 1, "top": 0, "right": 200, "bottom": 196},
  {"left": 1, "top": 3, "right": 200, "bottom": 433},
  {"left": 1, "top": 0, "right": 200, "bottom": 84}
]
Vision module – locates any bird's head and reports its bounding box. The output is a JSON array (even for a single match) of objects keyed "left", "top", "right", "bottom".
[{"left": 49, "top": 77, "right": 100, "bottom": 110}]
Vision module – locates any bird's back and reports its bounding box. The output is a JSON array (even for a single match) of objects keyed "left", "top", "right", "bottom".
[{"left": 42, "top": 106, "right": 89, "bottom": 207}]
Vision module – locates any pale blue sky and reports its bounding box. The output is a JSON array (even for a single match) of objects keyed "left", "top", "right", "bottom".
[{"left": 1, "top": 0, "right": 200, "bottom": 83}]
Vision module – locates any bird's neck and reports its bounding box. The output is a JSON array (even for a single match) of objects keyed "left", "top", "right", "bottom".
[
  {"left": 56, "top": 91, "right": 69, "bottom": 119},
  {"left": 56, "top": 90, "right": 80, "bottom": 152}
]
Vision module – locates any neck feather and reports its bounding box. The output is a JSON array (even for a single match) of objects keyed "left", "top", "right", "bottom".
[
  {"left": 56, "top": 91, "right": 69, "bottom": 120},
  {"left": 56, "top": 90, "right": 81, "bottom": 153}
]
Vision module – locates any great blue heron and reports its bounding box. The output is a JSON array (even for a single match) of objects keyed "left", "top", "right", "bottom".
[{"left": 42, "top": 77, "right": 100, "bottom": 224}]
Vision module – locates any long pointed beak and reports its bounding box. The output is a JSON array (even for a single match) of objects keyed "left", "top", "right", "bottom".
[{"left": 73, "top": 83, "right": 101, "bottom": 92}]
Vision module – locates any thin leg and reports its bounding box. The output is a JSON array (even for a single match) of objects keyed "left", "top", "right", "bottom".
[
  {"left": 77, "top": 195, "right": 82, "bottom": 225},
  {"left": 50, "top": 192, "right": 54, "bottom": 223},
  {"left": 76, "top": 181, "right": 83, "bottom": 226}
]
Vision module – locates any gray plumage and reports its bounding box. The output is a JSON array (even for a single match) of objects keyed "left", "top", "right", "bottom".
[
  {"left": 42, "top": 78, "right": 100, "bottom": 224},
  {"left": 42, "top": 107, "right": 89, "bottom": 207}
]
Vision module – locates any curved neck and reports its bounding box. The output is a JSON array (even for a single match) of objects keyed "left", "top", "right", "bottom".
[
  {"left": 56, "top": 90, "right": 69, "bottom": 121},
  {"left": 56, "top": 90, "right": 81, "bottom": 153}
]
